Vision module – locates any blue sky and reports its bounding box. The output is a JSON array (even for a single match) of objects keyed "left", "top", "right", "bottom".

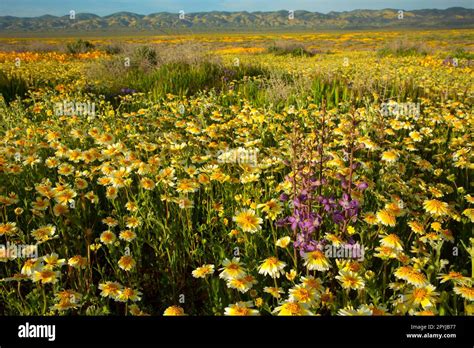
[{"left": 1, "top": 0, "right": 472, "bottom": 17}]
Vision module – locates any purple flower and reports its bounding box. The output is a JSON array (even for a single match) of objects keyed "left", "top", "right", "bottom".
[
  {"left": 332, "top": 211, "right": 345, "bottom": 224},
  {"left": 120, "top": 88, "right": 136, "bottom": 95},
  {"left": 276, "top": 217, "right": 288, "bottom": 228},
  {"left": 341, "top": 179, "right": 349, "bottom": 190}
]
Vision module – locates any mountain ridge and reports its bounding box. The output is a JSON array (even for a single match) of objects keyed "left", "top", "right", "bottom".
[{"left": 1, "top": 8, "right": 473, "bottom": 32}]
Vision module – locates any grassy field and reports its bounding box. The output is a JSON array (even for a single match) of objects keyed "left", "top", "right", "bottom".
[{"left": 0, "top": 29, "right": 473, "bottom": 316}]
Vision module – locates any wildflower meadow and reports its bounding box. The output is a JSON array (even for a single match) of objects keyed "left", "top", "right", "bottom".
[{"left": 0, "top": 13, "right": 473, "bottom": 318}]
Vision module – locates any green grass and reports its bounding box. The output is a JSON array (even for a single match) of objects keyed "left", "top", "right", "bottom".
[
  {"left": 66, "top": 39, "right": 95, "bottom": 54},
  {"left": 267, "top": 42, "right": 315, "bottom": 57},
  {"left": 377, "top": 40, "right": 429, "bottom": 57},
  {"left": 0, "top": 70, "right": 30, "bottom": 105},
  {"left": 450, "top": 47, "right": 474, "bottom": 60}
]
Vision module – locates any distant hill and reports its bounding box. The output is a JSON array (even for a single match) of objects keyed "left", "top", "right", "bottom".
[{"left": 0, "top": 8, "right": 473, "bottom": 32}]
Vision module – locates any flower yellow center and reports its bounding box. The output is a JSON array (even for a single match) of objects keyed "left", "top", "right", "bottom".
[
  {"left": 235, "top": 307, "right": 250, "bottom": 315},
  {"left": 267, "top": 257, "right": 278, "bottom": 265},
  {"left": 413, "top": 288, "right": 427, "bottom": 300},
  {"left": 346, "top": 276, "right": 357, "bottom": 286},
  {"left": 295, "top": 288, "right": 310, "bottom": 301},
  {"left": 284, "top": 303, "right": 302, "bottom": 315}
]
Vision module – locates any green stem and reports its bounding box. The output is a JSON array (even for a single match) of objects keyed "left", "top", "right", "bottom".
[{"left": 42, "top": 285, "right": 47, "bottom": 315}]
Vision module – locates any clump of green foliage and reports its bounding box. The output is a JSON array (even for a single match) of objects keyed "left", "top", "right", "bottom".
[
  {"left": 0, "top": 70, "right": 29, "bottom": 105},
  {"left": 267, "top": 41, "right": 315, "bottom": 57},
  {"left": 378, "top": 39, "right": 429, "bottom": 57},
  {"left": 66, "top": 39, "right": 95, "bottom": 54}
]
